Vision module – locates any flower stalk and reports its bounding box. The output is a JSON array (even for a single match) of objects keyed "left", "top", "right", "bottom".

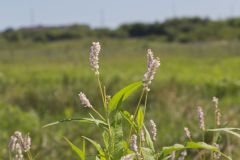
[{"left": 142, "top": 49, "right": 160, "bottom": 92}]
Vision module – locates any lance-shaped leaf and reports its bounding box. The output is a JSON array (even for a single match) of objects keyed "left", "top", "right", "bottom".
[
  {"left": 64, "top": 137, "right": 85, "bottom": 160},
  {"left": 82, "top": 136, "right": 106, "bottom": 160},
  {"left": 143, "top": 125, "right": 155, "bottom": 151},
  {"left": 141, "top": 147, "right": 155, "bottom": 160},
  {"left": 121, "top": 110, "right": 137, "bottom": 130},
  {"left": 108, "top": 81, "right": 142, "bottom": 113},
  {"left": 112, "top": 112, "right": 125, "bottom": 159},
  {"left": 162, "top": 144, "right": 185, "bottom": 155},
  {"left": 186, "top": 141, "right": 232, "bottom": 160},
  {"left": 186, "top": 142, "right": 218, "bottom": 151},
  {"left": 207, "top": 128, "right": 240, "bottom": 139},
  {"left": 162, "top": 142, "right": 232, "bottom": 160},
  {"left": 137, "top": 107, "right": 144, "bottom": 131},
  {"left": 42, "top": 117, "right": 108, "bottom": 128}
]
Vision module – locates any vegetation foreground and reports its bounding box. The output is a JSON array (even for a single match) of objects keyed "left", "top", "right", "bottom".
[{"left": 0, "top": 39, "right": 240, "bottom": 159}]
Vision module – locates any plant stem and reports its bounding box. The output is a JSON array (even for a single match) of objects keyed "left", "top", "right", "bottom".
[
  {"left": 96, "top": 75, "right": 111, "bottom": 130},
  {"left": 211, "top": 104, "right": 220, "bottom": 159},
  {"left": 9, "top": 150, "right": 12, "bottom": 160},
  {"left": 227, "top": 133, "right": 232, "bottom": 157},
  {"left": 96, "top": 75, "right": 112, "bottom": 160},
  {"left": 139, "top": 131, "right": 143, "bottom": 158},
  {"left": 27, "top": 151, "right": 33, "bottom": 160},
  {"left": 97, "top": 75, "right": 106, "bottom": 110},
  {"left": 202, "top": 130, "right": 205, "bottom": 160},
  {"left": 138, "top": 91, "right": 149, "bottom": 157},
  {"left": 128, "top": 90, "right": 145, "bottom": 141},
  {"left": 133, "top": 90, "right": 145, "bottom": 119},
  {"left": 91, "top": 107, "right": 105, "bottom": 121},
  {"left": 142, "top": 91, "right": 148, "bottom": 121}
]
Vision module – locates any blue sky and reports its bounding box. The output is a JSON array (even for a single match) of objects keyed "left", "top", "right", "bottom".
[{"left": 1, "top": 0, "right": 240, "bottom": 30}]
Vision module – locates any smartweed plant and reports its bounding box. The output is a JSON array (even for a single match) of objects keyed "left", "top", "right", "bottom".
[
  {"left": 8, "top": 131, "right": 33, "bottom": 160},
  {"left": 43, "top": 42, "right": 240, "bottom": 160}
]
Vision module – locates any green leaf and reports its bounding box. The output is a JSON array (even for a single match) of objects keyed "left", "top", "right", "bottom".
[
  {"left": 102, "top": 131, "right": 109, "bottom": 150},
  {"left": 141, "top": 147, "right": 155, "bottom": 160},
  {"left": 42, "top": 121, "right": 60, "bottom": 128},
  {"left": 162, "top": 144, "right": 185, "bottom": 155},
  {"left": 186, "top": 142, "right": 232, "bottom": 160},
  {"left": 143, "top": 125, "right": 155, "bottom": 151},
  {"left": 43, "top": 118, "right": 108, "bottom": 128},
  {"left": 95, "top": 156, "right": 100, "bottom": 160},
  {"left": 224, "top": 130, "right": 240, "bottom": 138},
  {"left": 82, "top": 136, "right": 106, "bottom": 160},
  {"left": 81, "top": 117, "right": 108, "bottom": 127},
  {"left": 161, "top": 155, "right": 172, "bottom": 160},
  {"left": 64, "top": 137, "right": 85, "bottom": 160},
  {"left": 108, "top": 81, "right": 142, "bottom": 113},
  {"left": 121, "top": 110, "right": 137, "bottom": 129},
  {"left": 121, "top": 140, "right": 130, "bottom": 152},
  {"left": 186, "top": 142, "right": 218, "bottom": 151},
  {"left": 137, "top": 107, "right": 144, "bottom": 131},
  {"left": 207, "top": 128, "right": 240, "bottom": 139},
  {"left": 162, "top": 142, "right": 232, "bottom": 160},
  {"left": 112, "top": 112, "right": 125, "bottom": 159}
]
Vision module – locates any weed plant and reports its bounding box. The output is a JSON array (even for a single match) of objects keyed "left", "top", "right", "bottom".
[{"left": 9, "top": 42, "right": 240, "bottom": 160}]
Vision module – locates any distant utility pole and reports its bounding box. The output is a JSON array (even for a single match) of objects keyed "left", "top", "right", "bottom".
[
  {"left": 171, "top": 0, "right": 176, "bottom": 18},
  {"left": 100, "top": 9, "right": 105, "bottom": 28},
  {"left": 229, "top": 2, "right": 235, "bottom": 18},
  {"left": 30, "top": 8, "right": 35, "bottom": 26}
]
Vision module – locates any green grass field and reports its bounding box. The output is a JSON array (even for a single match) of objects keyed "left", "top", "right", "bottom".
[{"left": 1, "top": 38, "right": 240, "bottom": 159}]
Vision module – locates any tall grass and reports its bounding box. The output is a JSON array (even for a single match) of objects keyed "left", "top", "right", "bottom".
[{"left": 1, "top": 39, "right": 240, "bottom": 159}]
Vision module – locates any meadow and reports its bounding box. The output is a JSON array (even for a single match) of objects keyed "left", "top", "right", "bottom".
[{"left": 0, "top": 38, "right": 240, "bottom": 159}]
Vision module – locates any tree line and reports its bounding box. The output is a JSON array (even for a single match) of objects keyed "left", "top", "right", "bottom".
[{"left": 2, "top": 17, "right": 240, "bottom": 43}]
